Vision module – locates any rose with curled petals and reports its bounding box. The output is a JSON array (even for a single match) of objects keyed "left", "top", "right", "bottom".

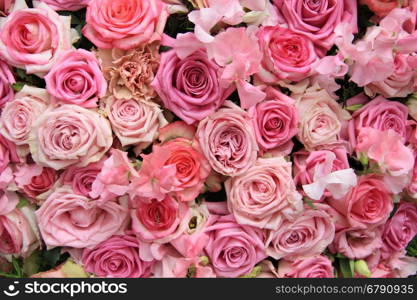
[
  {"left": 277, "top": 256, "right": 334, "bottom": 278},
  {"left": 0, "top": 59, "right": 14, "bottom": 109},
  {"left": 39, "top": 0, "right": 90, "bottom": 11}
]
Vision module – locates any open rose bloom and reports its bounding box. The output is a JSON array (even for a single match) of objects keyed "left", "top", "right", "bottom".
[{"left": 0, "top": 0, "right": 417, "bottom": 280}]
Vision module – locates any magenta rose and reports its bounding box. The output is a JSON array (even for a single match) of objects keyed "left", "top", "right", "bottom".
[
  {"left": 0, "top": 86, "right": 49, "bottom": 146},
  {"left": 328, "top": 175, "right": 393, "bottom": 228},
  {"left": 0, "top": 0, "right": 14, "bottom": 16},
  {"left": 225, "top": 157, "right": 303, "bottom": 230},
  {"left": 82, "top": 0, "right": 168, "bottom": 50},
  {"left": 152, "top": 49, "right": 233, "bottom": 124},
  {"left": 0, "top": 206, "right": 39, "bottom": 257},
  {"left": 329, "top": 225, "right": 383, "bottom": 259},
  {"left": 197, "top": 101, "right": 258, "bottom": 177},
  {"left": 257, "top": 25, "right": 318, "bottom": 82},
  {"left": 264, "top": 204, "right": 335, "bottom": 260},
  {"left": 0, "top": 59, "right": 14, "bottom": 109},
  {"left": 0, "top": 0, "right": 76, "bottom": 77},
  {"left": 28, "top": 105, "right": 113, "bottom": 170},
  {"left": 277, "top": 256, "right": 334, "bottom": 278},
  {"left": 273, "top": 0, "right": 357, "bottom": 55},
  {"left": 36, "top": 186, "right": 129, "bottom": 248},
  {"left": 14, "top": 164, "right": 57, "bottom": 201},
  {"left": 348, "top": 96, "right": 409, "bottom": 148},
  {"left": 45, "top": 49, "right": 107, "bottom": 108},
  {"left": 204, "top": 214, "right": 267, "bottom": 278},
  {"left": 248, "top": 87, "right": 298, "bottom": 151},
  {"left": 131, "top": 195, "right": 189, "bottom": 243},
  {"left": 39, "top": 0, "right": 90, "bottom": 11},
  {"left": 382, "top": 202, "right": 417, "bottom": 255},
  {"left": 61, "top": 160, "right": 103, "bottom": 198},
  {"left": 82, "top": 234, "right": 154, "bottom": 278}
]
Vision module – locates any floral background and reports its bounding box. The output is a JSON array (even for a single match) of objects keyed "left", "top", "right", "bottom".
[{"left": 0, "top": 0, "right": 417, "bottom": 278}]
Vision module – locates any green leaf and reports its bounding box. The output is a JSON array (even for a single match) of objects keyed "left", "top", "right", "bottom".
[
  {"left": 407, "top": 236, "right": 417, "bottom": 257},
  {"left": 339, "top": 258, "right": 354, "bottom": 278},
  {"left": 12, "top": 82, "right": 25, "bottom": 92},
  {"left": 11, "top": 257, "right": 23, "bottom": 278},
  {"left": 303, "top": 197, "right": 317, "bottom": 210},
  {"left": 40, "top": 248, "right": 62, "bottom": 271},
  {"left": 23, "top": 250, "right": 41, "bottom": 276},
  {"left": 345, "top": 104, "right": 364, "bottom": 112},
  {"left": 16, "top": 196, "right": 29, "bottom": 209}
]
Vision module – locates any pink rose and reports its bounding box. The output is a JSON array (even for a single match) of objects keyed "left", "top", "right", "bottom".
[
  {"left": 36, "top": 186, "right": 129, "bottom": 248},
  {"left": 45, "top": 49, "right": 107, "bottom": 108},
  {"left": 131, "top": 136, "right": 210, "bottom": 202},
  {"left": 225, "top": 157, "right": 303, "bottom": 230},
  {"left": 264, "top": 204, "right": 335, "bottom": 260},
  {"left": 14, "top": 163, "right": 57, "bottom": 201},
  {"left": 102, "top": 96, "right": 167, "bottom": 152},
  {"left": 348, "top": 96, "right": 409, "bottom": 148},
  {"left": 295, "top": 84, "right": 351, "bottom": 150},
  {"left": 28, "top": 105, "right": 113, "bottom": 170},
  {"left": 0, "top": 206, "right": 40, "bottom": 257},
  {"left": 0, "top": 133, "right": 19, "bottom": 174},
  {"left": 0, "top": 86, "right": 49, "bottom": 146},
  {"left": 329, "top": 225, "right": 383, "bottom": 259},
  {"left": 327, "top": 175, "right": 393, "bottom": 228},
  {"left": 82, "top": 234, "right": 154, "bottom": 278},
  {"left": 153, "top": 255, "right": 216, "bottom": 278},
  {"left": 360, "top": 0, "right": 412, "bottom": 17},
  {"left": 82, "top": 0, "right": 168, "bottom": 50},
  {"left": 0, "top": 0, "right": 76, "bottom": 77},
  {"left": 39, "top": 0, "right": 90, "bottom": 11},
  {"left": 61, "top": 160, "right": 103, "bottom": 198},
  {"left": 196, "top": 101, "right": 258, "bottom": 177},
  {"left": 277, "top": 256, "right": 334, "bottom": 278},
  {"left": 0, "top": 0, "right": 14, "bottom": 16},
  {"left": 248, "top": 87, "right": 298, "bottom": 151},
  {"left": 382, "top": 202, "right": 417, "bottom": 255},
  {"left": 273, "top": 0, "right": 357, "bottom": 55},
  {"left": 152, "top": 48, "right": 232, "bottom": 124},
  {"left": 257, "top": 25, "right": 318, "bottom": 82},
  {"left": 131, "top": 195, "right": 189, "bottom": 243},
  {"left": 293, "top": 148, "right": 350, "bottom": 199},
  {"left": 0, "top": 59, "right": 14, "bottom": 109},
  {"left": 0, "top": 189, "right": 18, "bottom": 215},
  {"left": 365, "top": 54, "right": 417, "bottom": 98},
  {"left": 204, "top": 214, "right": 266, "bottom": 278}
]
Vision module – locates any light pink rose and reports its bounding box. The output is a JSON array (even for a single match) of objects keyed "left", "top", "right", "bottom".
[
  {"left": 293, "top": 148, "right": 350, "bottom": 199},
  {"left": 0, "top": 133, "right": 19, "bottom": 174},
  {"left": 295, "top": 84, "right": 351, "bottom": 150},
  {"left": 28, "top": 105, "right": 113, "bottom": 170},
  {"left": 36, "top": 186, "right": 129, "bottom": 248},
  {"left": 0, "top": 206, "right": 40, "bottom": 257},
  {"left": 196, "top": 101, "right": 258, "bottom": 177},
  {"left": 277, "top": 256, "right": 334, "bottom": 278},
  {"left": 264, "top": 204, "right": 335, "bottom": 260},
  {"left": 327, "top": 175, "right": 394, "bottom": 228},
  {"left": 152, "top": 48, "right": 233, "bottom": 124},
  {"left": 204, "top": 214, "right": 266, "bottom": 278},
  {"left": 82, "top": 234, "right": 154, "bottom": 278},
  {"left": 61, "top": 159, "right": 103, "bottom": 198},
  {"left": 14, "top": 163, "right": 57, "bottom": 201},
  {"left": 365, "top": 54, "right": 417, "bottom": 98},
  {"left": 0, "top": 0, "right": 14, "bottom": 16},
  {"left": 131, "top": 137, "right": 210, "bottom": 202},
  {"left": 329, "top": 225, "right": 383, "bottom": 259},
  {"left": 152, "top": 254, "right": 216, "bottom": 278},
  {"left": 82, "top": 0, "right": 168, "bottom": 50},
  {"left": 0, "top": 190, "right": 18, "bottom": 215},
  {"left": 348, "top": 96, "right": 409, "bottom": 148},
  {"left": 360, "top": 0, "right": 413, "bottom": 17},
  {"left": 45, "top": 49, "right": 107, "bottom": 108},
  {"left": 130, "top": 195, "right": 189, "bottom": 243},
  {"left": 248, "top": 87, "right": 298, "bottom": 152},
  {"left": 0, "top": 59, "right": 14, "bottom": 109},
  {"left": 381, "top": 202, "right": 417, "bottom": 255},
  {"left": 102, "top": 96, "right": 167, "bottom": 152},
  {"left": 225, "top": 157, "right": 303, "bottom": 230},
  {"left": 257, "top": 25, "right": 318, "bottom": 82},
  {"left": 0, "top": 86, "right": 49, "bottom": 146},
  {"left": 39, "top": 0, "right": 90, "bottom": 11},
  {"left": 90, "top": 149, "right": 136, "bottom": 203},
  {"left": 273, "top": 0, "right": 357, "bottom": 56},
  {"left": 0, "top": 0, "right": 77, "bottom": 77}
]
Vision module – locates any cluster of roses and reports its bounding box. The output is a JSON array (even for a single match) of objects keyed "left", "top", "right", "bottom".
[{"left": 0, "top": 0, "right": 417, "bottom": 278}]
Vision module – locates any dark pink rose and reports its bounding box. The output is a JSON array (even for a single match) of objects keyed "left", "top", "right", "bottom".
[{"left": 82, "top": 234, "right": 154, "bottom": 278}]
